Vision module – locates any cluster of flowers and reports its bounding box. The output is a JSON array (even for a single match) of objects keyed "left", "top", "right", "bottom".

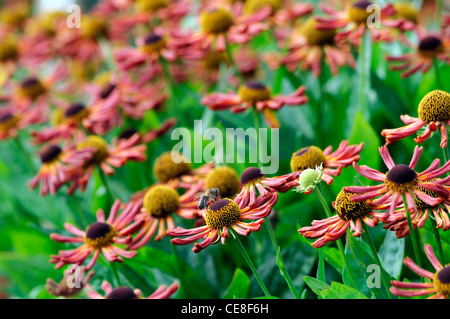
[{"left": 0, "top": 0, "right": 449, "bottom": 299}]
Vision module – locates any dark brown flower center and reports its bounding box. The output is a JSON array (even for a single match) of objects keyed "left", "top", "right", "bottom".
[
  {"left": 237, "top": 81, "right": 271, "bottom": 103},
  {"left": 106, "top": 287, "right": 138, "bottom": 299},
  {"left": 39, "top": 145, "right": 62, "bottom": 163},
  {"left": 437, "top": 266, "right": 450, "bottom": 284},
  {"left": 434, "top": 265, "right": 450, "bottom": 296},
  {"left": 118, "top": 128, "right": 139, "bottom": 140},
  {"left": 20, "top": 77, "right": 46, "bottom": 99},
  {"left": 100, "top": 83, "right": 116, "bottom": 99},
  {"left": 141, "top": 33, "right": 166, "bottom": 54},
  {"left": 419, "top": 36, "right": 442, "bottom": 52},
  {"left": 240, "top": 167, "right": 265, "bottom": 185},
  {"left": 0, "top": 112, "right": 14, "bottom": 123},
  {"left": 386, "top": 164, "right": 417, "bottom": 184},
  {"left": 86, "top": 222, "right": 112, "bottom": 240}
]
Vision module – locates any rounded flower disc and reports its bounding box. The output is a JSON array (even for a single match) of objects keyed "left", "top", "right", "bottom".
[
  {"left": 290, "top": 146, "right": 326, "bottom": 172},
  {"left": 205, "top": 198, "right": 241, "bottom": 229},
  {"left": 143, "top": 185, "right": 180, "bottom": 218}
]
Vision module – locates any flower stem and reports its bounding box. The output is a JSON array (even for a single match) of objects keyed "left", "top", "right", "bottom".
[
  {"left": 252, "top": 108, "right": 262, "bottom": 169},
  {"left": 159, "top": 56, "right": 176, "bottom": 118},
  {"left": 361, "top": 222, "right": 393, "bottom": 299},
  {"left": 230, "top": 228, "right": 271, "bottom": 297},
  {"left": 401, "top": 194, "right": 422, "bottom": 268},
  {"left": 106, "top": 257, "right": 121, "bottom": 286},
  {"left": 97, "top": 166, "right": 118, "bottom": 204},
  {"left": 358, "top": 31, "right": 371, "bottom": 120},
  {"left": 225, "top": 38, "right": 244, "bottom": 84},
  {"left": 264, "top": 221, "right": 300, "bottom": 299},
  {"left": 314, "top": 185, "right": 358, "bottom": 289},
  {"left": 429, "top": 217, "right": 446, "bottom": 265},
  {"left": 434, "top": 59, "right": 443, "bottom": 90}
]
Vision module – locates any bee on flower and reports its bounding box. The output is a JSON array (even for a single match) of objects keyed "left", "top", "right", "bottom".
[{"left": 167, "top": 191, "right": 278, "bottom": 253}]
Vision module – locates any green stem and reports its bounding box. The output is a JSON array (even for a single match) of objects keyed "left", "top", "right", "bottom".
[
  {"left": 225, "top": 38, "right": 244, "bottom": 84},
  {"left": 252, "top": 108, "right": 262, "bottom": 169},
  {"left": 159, "top": 56, "right": 176, "bottom": 118},
  {"left": 70, "top": 195, "right": 89, "bottom": 227},
  {"left": 314, "top": 185, "right": 358, "bottom": 289},
  {"left": 358, "top": 31, "right": 370, "bottom": 120},
  {"left": 361, "top": 222, "right": 393, "bottom": 299},
  {"left": 429, "top": 217, "right": 446, "bottom": 265},
  {"left": 108, "top": 258, "right": 121, "bottom": 286},
  {"left": 97, "top": 166, "right": 118, "bottom": 203},
  {"left": 401, "top": 194, "right": 422, "bottom": 268},
  {"left": 434, "top": 59, "right": 443, "bottom": 90},
  {"left": 230, "top": 229, "right": 271, "bottom": 297},
  {"left": 264, "top": 221, "right": 300, "bottom": 299}
]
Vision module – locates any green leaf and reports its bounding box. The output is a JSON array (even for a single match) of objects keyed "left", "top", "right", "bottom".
[
  {"left": 378, "top": 231, "right": 405, "bottom": 279},
  {"left": 303, "top": 276, "right": 368, "bottom": 299},
  {"left": 223, "top": 268, "right": 250, "bottom": 299},
  {"left": 322, "top": 282, "right": 369, "bottom": 299}
]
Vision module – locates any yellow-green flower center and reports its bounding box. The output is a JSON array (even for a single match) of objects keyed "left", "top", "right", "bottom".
[
  {"left": 347, "top": 0, "right": 373, "bottom": 25},
  {"left": 200, "top": 8, "right": 234, "bottom": 34},
  {"left": 335, "top": 189, "right": 372, "bottom": 221},
  {"left": 204, "top": 166, "right": 241, "bottom": 198},
  {"left": 244, "top": 0, "right": 281, "bottom": 15},
  {"left": 417, "top": 90, "right": 450, "bottom": 122},
  {"left": 135, "top": 0, "right": 168, "bottom": 12},
  {"left": 393, "top": 3, "right": 418, "bottom": 24},
  {"left": 153, "top": 151, "right": 192, "bottom": 183},
  {"left": 205, "top": 198, "right": 241, "bottom": 229},
  {"left": 0, "top": 41, "right": 18, "bottom": 63},
  {"left": 77, "top": 135, "right": 109, "bottom": 164},
  {"left": 143, "top": 185, "right": 180, "bottom": 218},
  {"left": 299, "top": 17, "right": 336, "bottom": 46},
  {"left": 80, "top": 16, "right": 107, "bottom": 39},
  {"left": 413, "top": 181, "right": 438, "bottom": 210},
  {"left": 290, "top": 146, "right": 326, "bottom": 172},
  {"left": 202, "top": 51, "right": 228, "bottom": 70}
]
